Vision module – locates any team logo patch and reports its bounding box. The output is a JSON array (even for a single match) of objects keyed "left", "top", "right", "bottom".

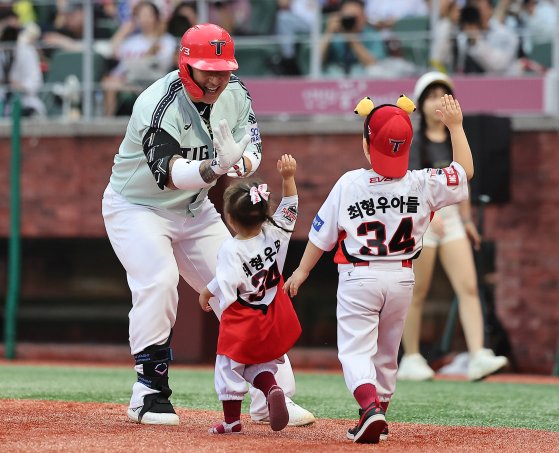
[
  {"left": 442, "top": 166, "right": 459, "bottom": 186},
  {"left": 389, "top": 138, "right": 406, "bottom": 153},
  {"left": 210, "top": 40, "right": 226, "bottom": 55},
  {"left": 282, "top": 205, "right": 297, "bottom": 223},
  {"left": 179, "top": 45, "right": 189, "bottom": 56},
  {"left": 312, "top": 214, "right": 324, "bottom": 232},
  {"left": 245, "top": 123, "right": 261, "bottom": 144}
]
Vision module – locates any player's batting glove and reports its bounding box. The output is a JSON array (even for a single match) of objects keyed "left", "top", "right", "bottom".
[
  {"left": 211, "top": 119, "right": 251, "bottom": 175},
  {"left": 227, "top": 157, "right": 248, "bottom": 178}
]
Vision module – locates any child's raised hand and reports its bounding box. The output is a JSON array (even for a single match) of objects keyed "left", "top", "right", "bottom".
[
  {"left": 436, "top": 94, "right": 463, "bottom": 129},
  {"left": 277, "top": 154, "right": 297, "bottom": 179}
]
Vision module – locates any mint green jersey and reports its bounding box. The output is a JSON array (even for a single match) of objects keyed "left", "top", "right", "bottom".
[{"left": 108, "top": 70, "right": 262, "bottom": 216}]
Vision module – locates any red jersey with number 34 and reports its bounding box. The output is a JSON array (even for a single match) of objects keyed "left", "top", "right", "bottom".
[{"left": 308, "top": 163, "right": 468, "bottom": 263}]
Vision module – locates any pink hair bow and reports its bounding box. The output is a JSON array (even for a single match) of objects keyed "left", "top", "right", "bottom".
[{"left": 250, "top": 184, "right": 270, "bottom": 204}]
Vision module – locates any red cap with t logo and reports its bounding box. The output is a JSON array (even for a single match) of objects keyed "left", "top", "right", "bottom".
[{"left": 367, "top": 105, "right": 413, "bottom": 178}]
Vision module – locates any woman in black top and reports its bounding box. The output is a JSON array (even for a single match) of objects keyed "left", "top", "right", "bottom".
[{"left": 397, "top": 72, "right": 508, "bottom": 381}]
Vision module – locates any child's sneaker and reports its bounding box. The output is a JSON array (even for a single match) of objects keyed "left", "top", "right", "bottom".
[
  {"left": 346, "top": 403, "right": 387, "bottom": 444},
  {"left": 380, "top": 425, "right": 389, "bottom": 440},
  {"left": 266, "top": 385, "right": 289, "bottom": 431},
  {"left": 208, "top": 420, "right": 242, "bottom": 434}
]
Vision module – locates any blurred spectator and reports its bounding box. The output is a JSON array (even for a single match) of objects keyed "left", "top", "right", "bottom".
[
  {"left": 167, "top": 1, "right": 198, "bottom": 38},
  {"left": 320, "top": 0, "right": 386, "bottom": 76},
  {"left": 366, "top": 36, "right": 418, "bottom": 77},
  {"left": 0, "top": 9, "right": 45, "bottom": 117},
  {"left": 430, "top": 0, "right": 462, "bottom": 72},
  {"left": 208, "top": 0, "right": 252, "bottom": 35},
  {"left": 364, "top": 0, "right": 428, "bottom": 30},
  {"left": 454, "top": 2, "right": 521, "bottom": 74},
  {"left": 520, "top": 0, "right": 557, "bottom": 48},
  {"left": 12, "top": 0, "right": 36, "bottom": 25},
  {"left": 272, "top": 0, "right": 318, "bottom": 75},
  {"left": 42, "top": 2, "right": 85, "bottom": 54},
  {"left": 102, "top": 1, "right": 176, "bottom": 116}
]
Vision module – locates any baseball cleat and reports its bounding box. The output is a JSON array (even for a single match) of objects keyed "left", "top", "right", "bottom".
[
  {"left": 252, "top": 399, "right": 316, "bottom": 427},
  {"left": 397, "top": 353, "right": 435, "bottom": 381},
  {"left": 266, "top": 386, "right": 289, "bottom": 431},
  {"left": 468, "top": 348, "right": 508, "bottom": 381},
  {"left": 127, "top": 393, "right": 179, "bottom": 425},
  {"left": 380, "top": 425, "right": 389, "bottom": 441},
  {"left": 346, "top": 403, "right": 387, "bottom": 444},
  {"left": 208, "top": 420, "right": 242, "bottom": 434}
]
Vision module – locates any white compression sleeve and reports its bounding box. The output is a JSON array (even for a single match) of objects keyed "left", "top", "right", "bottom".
[{"left": 170, "top": 159, "right": 214, "bottom": 190}]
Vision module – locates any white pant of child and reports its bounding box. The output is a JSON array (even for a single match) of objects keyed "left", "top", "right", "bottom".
[
  {"left": 102, "top": 185, "right": 295, "bottom": 414},
  {"left": 336, "top": 261, "right": 415, "bottom": 402},
  {"left": 215, "top": 355, "right": 284, "bottom": 401}
]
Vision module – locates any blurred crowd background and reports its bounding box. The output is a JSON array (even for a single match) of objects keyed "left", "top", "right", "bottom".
[{"left": 0, "top": 0, "right": 556, "bottom": 117}]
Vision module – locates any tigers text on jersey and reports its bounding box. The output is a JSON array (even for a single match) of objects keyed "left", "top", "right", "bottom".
[
  {"left": 108, "top": 70, "right": 261, "bottom": 216},
  {"left": 309, "top": 163, "right": 468, "bottom": 263},
  {"left": 207, "top": 195, "right": 298, "bottom": 312}
]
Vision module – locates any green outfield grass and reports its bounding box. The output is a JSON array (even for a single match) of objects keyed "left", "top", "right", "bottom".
[{"left": 1, "top": 364, "right": 558, "bottom": 432}]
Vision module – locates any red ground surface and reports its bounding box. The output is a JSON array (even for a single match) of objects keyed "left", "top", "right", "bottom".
[
  {"left": 2, "top": 357, "right": 559, "bottom": 452},
  {"left": 1, "top": 399, "right": 558, "bottom": 453}
]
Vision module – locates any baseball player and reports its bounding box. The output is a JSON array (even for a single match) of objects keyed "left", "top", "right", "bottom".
[
  {"left": 284, "top": 94, "right": 474, "bottom": 443},
  {"left": 101, "top": 23, "right": 314, "bottom": 426},
  {"left": 199, "top": 154, "right": 302, "bottom": 435}
]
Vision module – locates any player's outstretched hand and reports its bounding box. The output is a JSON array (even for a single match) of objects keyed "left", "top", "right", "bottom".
[
  {"left": 284, "top": 267, "right": 309, "bottom": 297},
  {"left": 277, "top": 154, "right": 297, "bottom": 179},
  {"left": 213, "top": 119, "right": 251, "bottom": 173},
  {"left": 436, "top": 94, "right": 463, "bottom": 130}
]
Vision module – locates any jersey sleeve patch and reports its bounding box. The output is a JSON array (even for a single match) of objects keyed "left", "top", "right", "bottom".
[
  {"left": 245, "top": 122, "right": 261, "bottom": 145},
  {"left": 312, "top": 214, "right": 324, "bottom": 232},
  {"left": 442, "top": 165, "right": 459, "bottom": 186}
]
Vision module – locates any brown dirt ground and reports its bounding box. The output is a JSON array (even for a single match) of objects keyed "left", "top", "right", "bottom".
[{"left": 1, "top": 399, "right": 558, "bottom": 453}]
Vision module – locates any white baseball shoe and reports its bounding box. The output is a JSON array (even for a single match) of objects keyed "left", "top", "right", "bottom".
[
  {"left": 127, "top": 394, "right": 180, "bottom": 425},
  {"left": 252, "top": 399, "right": 316, "bottom": 426},
  {"left": 397, "top": 353, "right": 435, "bottom": 381},
  {"left": 467, "top": 348, "right": 508, "bottom": 381}
]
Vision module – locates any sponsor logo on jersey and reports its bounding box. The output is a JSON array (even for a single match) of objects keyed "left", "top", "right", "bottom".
[
  {"left": 245, "top": 123, "right": 261, "bottom": 144},
  {"left": 184, "top": 123, "right": 192, "bottom": 131},
  {"left": 369, "top": 176, "right": 393, "bottom": 184},
  {"left": 312, "top": 214, "right": 324, "bottom": 232},
  {"left": 442, "top": 166, "right": 459, "bottom": 186}
]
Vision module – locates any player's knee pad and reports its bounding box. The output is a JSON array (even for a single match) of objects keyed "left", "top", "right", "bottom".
[{"left": 134, "top": 336, "right": 173, "bottom": 397}]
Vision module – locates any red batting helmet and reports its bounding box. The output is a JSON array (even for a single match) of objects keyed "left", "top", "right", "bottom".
[{"left": 178, "top": 23, "right": 238, "bottom": 100}]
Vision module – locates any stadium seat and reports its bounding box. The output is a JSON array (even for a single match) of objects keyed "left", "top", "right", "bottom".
[
  {"left": 248, "top": 0, "right": 278, "bottom": 35},
  {"left": 393, "top": 16, "right": 430, "bottom": 69},
  {"left": 234, "top": 46, "right": 278, "bottom": 77},
  {"left": 529, "top": 42, "right": 552, "bottom": 68},
  {"left": 42, "top": 51, "right": 107, "bottom": 116}
]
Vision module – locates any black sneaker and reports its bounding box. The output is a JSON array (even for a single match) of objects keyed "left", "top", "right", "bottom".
[
  {"left": 346, "top": 403, "right": 387, "bottom": 444},
  {"left": 127, "top": 393, "right": 179, "bottom": 425}
]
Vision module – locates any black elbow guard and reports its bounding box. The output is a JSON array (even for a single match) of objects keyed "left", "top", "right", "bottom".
[{"left": 142, "top": 127, "right": 182, "bottom": 189}]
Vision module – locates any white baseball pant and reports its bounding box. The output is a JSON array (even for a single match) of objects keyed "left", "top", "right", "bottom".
[
  {"left": 102, "top": 185, "right": 295, "bottom": 412},
  {"left": 214, "top": 355, "right": 284, "bottom": 400},
  {"left": 336, "top": 261, "right": 415, "bottom": 402}
]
